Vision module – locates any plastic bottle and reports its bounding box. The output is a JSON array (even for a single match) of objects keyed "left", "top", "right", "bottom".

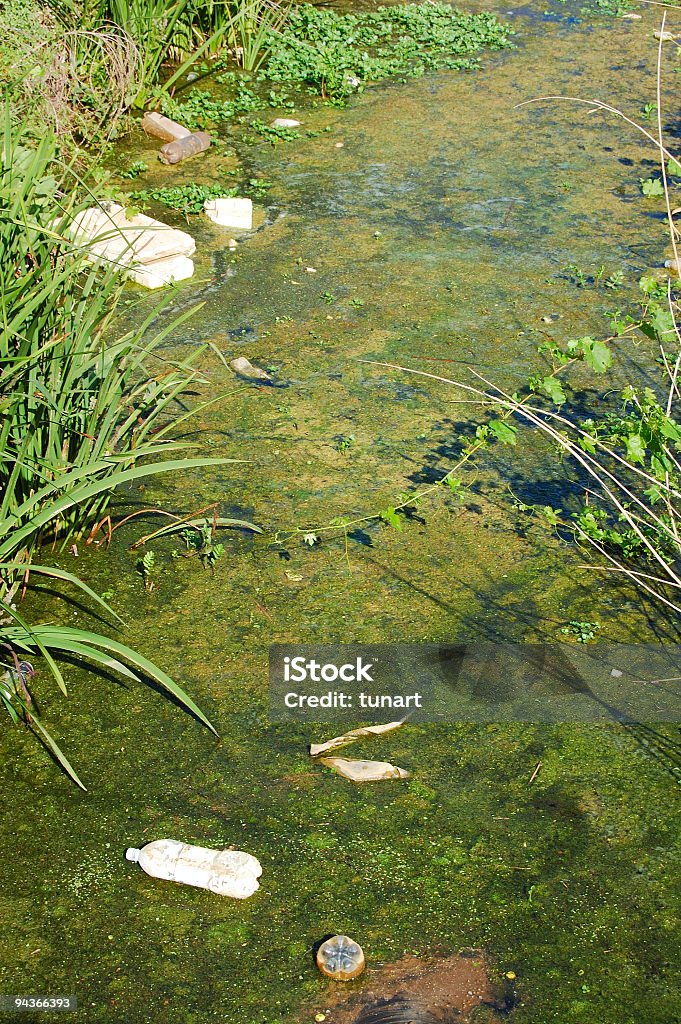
[
  {"left": 158, "top": 132, "right": 211, "bottom": 165},
  {"left": 316, "top": 935, "right": 365, "bottom": 980},
  {"left": 141, "top": 111, "right": 192, "bottom": 143},
  {"left": 125, "top": 840, "right": 261, "bottom": 898}
]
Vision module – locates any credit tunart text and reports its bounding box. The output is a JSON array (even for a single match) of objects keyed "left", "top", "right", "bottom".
[{"left": 283, "top": 690, "right": 423, "bottom": 709}]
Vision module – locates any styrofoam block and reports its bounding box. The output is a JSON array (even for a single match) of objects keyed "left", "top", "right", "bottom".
[
  {"left": 70, "top": 202, "right": 196, "bottom": 267},
  {"left": 126, "top": 255, "right": 194, "bottom": 289},
  {"left": 203, "top": 197, "right": 253, "bottom": 230}
]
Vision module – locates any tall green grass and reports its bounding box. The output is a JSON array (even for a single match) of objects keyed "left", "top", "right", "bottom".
[{"left": 0, "top": 116, "right": 241, "bottom": 786}]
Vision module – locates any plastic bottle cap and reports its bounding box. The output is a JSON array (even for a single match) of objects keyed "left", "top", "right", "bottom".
[{"left": 125, "top": 848, "right": 140, "bottom": 862}]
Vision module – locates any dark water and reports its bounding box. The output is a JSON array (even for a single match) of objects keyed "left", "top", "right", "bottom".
[{"left": 1, "top": 2, "right": 680, "bottom": 1022}]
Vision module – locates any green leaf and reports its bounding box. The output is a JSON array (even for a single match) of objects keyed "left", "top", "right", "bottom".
[
  {"left": 580, "top": 338, "right": 612, "bottom": 374},
  {"left": 667, "top": 156, "right": 681, "bottom": 177},
  {"left": 3, "top": 625, "right": 218, "bottom": 737},
  {"left": 649, "top": 304, "right": 675, "bottom": 337},
  {"left": 659, "top": 417, "right": 681, "bottom": 442},
  {"left": 489, "top": 420, "right": 517, "bottom": 445},
  {"left": 626, "top": 433, "right": 646, "bottom": 464},
  {"left": 379, "top": 507, "right": 403, "bottom": 530},
  {"left": 640, "top": 177, "right": 664, "bottom": 197},
  {"left": 540, "top": 376, "right": 566, "bottom": 406}
]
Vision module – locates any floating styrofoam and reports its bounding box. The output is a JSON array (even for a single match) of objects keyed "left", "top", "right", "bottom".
[
  {"left": 203, "top": 197, "right": 253, "bottom": 230},
  {"left": 126, "top": 255, "right": 194, "bottom": 289},
  {"left": 272, "top": 118, "right": 301, "bottom": 128},
  {"left": 70, "top": 202, "right": 195, "bottom": 268}
]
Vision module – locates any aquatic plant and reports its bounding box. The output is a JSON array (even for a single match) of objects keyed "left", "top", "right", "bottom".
[
  {"left": 130, "top": 181, "right": 241, "bottom": 214},
  {"left": 262, "top": 3, "right": 514, "bottom": 100},
  {"left": 226, "top": 0, "right": 292, "bottom": 73}
]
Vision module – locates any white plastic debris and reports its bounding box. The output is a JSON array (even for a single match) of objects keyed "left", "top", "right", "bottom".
[
  {"left": 229, "top": 356, "right": 272, "bottom": 381},
  {"left": 272, "top": 118, "right": 301, "bottom": 128},
  {"left": 310, "top": 721, "right": 404, "bottom": 757},
  {"left": 126, "top": 255, "right": 194, "bottom": 289},
  {"left": 318, "top": 757, "right": 410, "bottom": 783},
  {"left": 69, "top": 202, "right": 195, "bottom": 268},
  {"left": 126, "top": 840, "right": 262, "bottom": 897},
  {"left": 141, "top": 111, "right": 192, "bottom": 142},
  {"left": 204, "top": 197, "right": 253, "bottom": 230}
]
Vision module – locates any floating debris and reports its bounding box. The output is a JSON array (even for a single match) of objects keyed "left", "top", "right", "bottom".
[
  {"left": 316, "top": 935, "right": 366, "bottom": 981},
  {"left": 68, "top": 202, "right": 195, "bottom": 288},
  {"left": 125, "top": 840, "right": 262, "bottom": 898},
  {"left": 318, "top": 757, "right": 410, "bottom": 783},
  {"left": 141, "top": 111, "right": 191, "bottom": 142},
  {"left": 229, "top": 356, "right": 273, "bottom": 382},
  {"left": 204, "top": 197, "right": 253, "bottom": 230},
  {"left": 159, "top": 131, "right": 211, "bottom": 165},
  {"left": 310, "top": 721, "right": 404, "bottom": 757}
]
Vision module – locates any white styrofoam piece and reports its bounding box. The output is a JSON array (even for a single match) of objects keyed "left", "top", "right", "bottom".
[
  {"left": 70, "top": 202, "right": 195, "bottom": 268},
  {"left": 272, "top": 118, "right": 301, "bottom": 128},
  {"left": 126, "top": 255, "right": 194, "bottom": 289},
  {"left": 203, "top": 197, "right": 253, "bottom": 230}
]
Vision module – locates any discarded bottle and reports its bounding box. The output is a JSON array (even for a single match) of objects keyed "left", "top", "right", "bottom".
[
  {"left": 316, "top": 935, "right": 365, "bottom": 981},
  {"left": 125, "top": 840, "right": 262, "bottom": 898},
  {"left": 158, "top": 132, "right": 211, "bottom": 165},
  {"left": 141, "top": 111, "right": 192, "bottom": 143}
]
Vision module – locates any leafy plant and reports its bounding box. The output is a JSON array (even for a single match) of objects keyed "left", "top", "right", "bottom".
[
  {"left": 120, "top": 160, "right": 148, "bottom": 179},
  {"left": 640, "top": 176, "right": 664, "bottom": 198},
  {"left": 130, "top": 181, "right": 240, "bottom": 214},
  {"left": 136, "top": 549, "right": 157, "bottom": 591},
  {"left": 560, "top": 621, "right": 601, "bottom": 643},
  {"left": 262, "top": 3, "right": 513, "bottom": 100},
  {"left": 247, "top": 117, "right": 301, "bottom": 143}
]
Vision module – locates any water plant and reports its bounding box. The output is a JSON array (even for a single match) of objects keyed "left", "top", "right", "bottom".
[
  {"left": 130, "top": 181, "right": 241, "bottom": 214},
  {"left": 262, "top": 3, "right": 514, "bottom": 100}
]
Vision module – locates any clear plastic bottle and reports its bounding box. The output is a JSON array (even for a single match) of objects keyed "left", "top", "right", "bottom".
[
  {"left": 158, "top": 132, "right": 211, "bottom": 165},
  {"left": 125, "top": 840, "right": 261, "bottom": 898},
  {"left": 316, "top": 935, "right": 365, "bottom": 980}
]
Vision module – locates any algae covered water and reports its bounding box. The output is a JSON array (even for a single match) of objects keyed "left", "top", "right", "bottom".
[{"left": 1, "top": 1, "right": 680, "bottom": 1022}]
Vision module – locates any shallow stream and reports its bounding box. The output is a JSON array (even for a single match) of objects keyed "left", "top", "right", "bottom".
[{"left": 1, "top": 2, "right": 680, "bottom": 1022}]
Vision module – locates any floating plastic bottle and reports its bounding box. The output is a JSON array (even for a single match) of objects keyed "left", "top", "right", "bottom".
[
  {"left": 125, "top": 840, "right": 261, "bottom": 898},
  {"left": 316, "top": 935, "right": 365, "bottom": 980},
  {"left": 158, "top": 132, "right": 211, "bottom": 165},
  {"left": 142, "top": 111, "right": 192, "bottom": 143}
]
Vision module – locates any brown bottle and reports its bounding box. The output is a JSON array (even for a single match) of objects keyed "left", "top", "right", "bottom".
[{"left": 158, "top": 132, "right": 211, "bottom": 165}]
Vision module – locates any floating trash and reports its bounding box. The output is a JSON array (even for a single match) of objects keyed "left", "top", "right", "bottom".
[
  {"left": 310, "top": 721, "right": 404, "bottom": 757},
  {"left": 318, "top": 757, "right": 410, "bottom": 783},
  {"left": 125, "top": 840, "right": 262, "bottom": 898},
  {"left": 317, "top": 935, "right": 366, "bottom": 981}
]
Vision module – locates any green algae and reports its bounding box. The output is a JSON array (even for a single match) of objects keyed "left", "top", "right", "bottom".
[{"left": 2, "top": 2, "right": 681, "bottom": 1022}]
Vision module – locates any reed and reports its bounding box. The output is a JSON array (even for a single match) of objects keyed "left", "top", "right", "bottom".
[{"left": 0, "top": 114, "right": 238, "bottom": 785}]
